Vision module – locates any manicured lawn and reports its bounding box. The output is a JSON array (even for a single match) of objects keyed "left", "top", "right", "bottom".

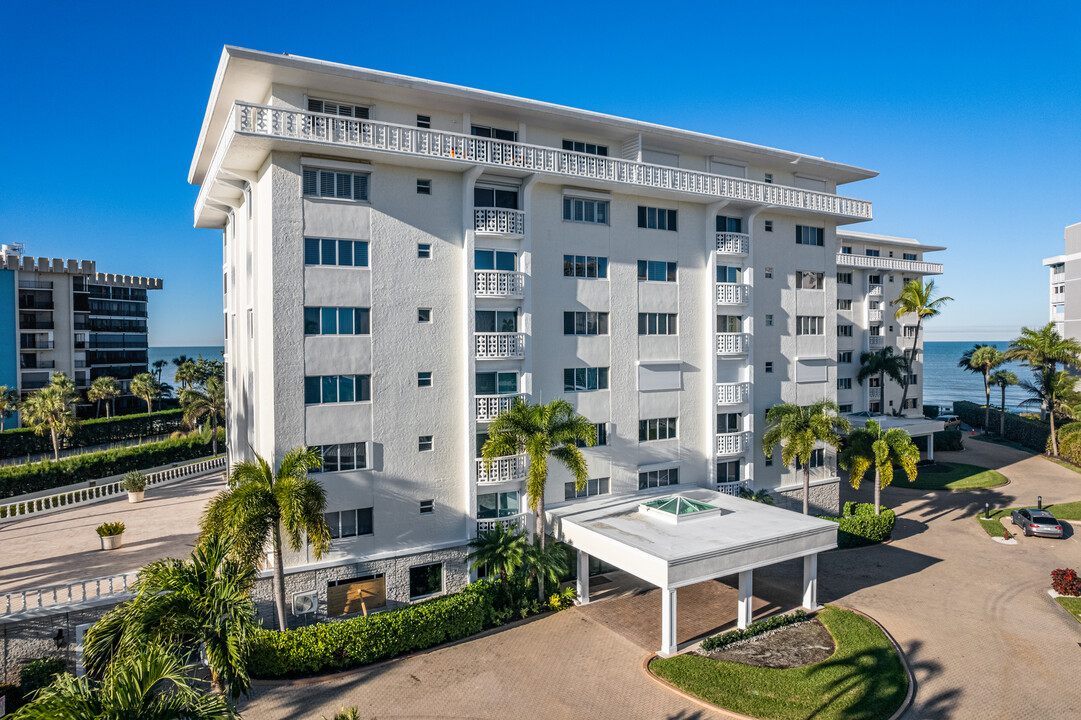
[
  {"left": 902, "top": 462, "right": 1008, "bottom": 491},
  {"left": 650, "top": 607, "right": 907, "bottom": 720},
  {"left": 1056, "top": 597, "right": 1081, "bottom": 625},
  {"left": 977, "top": 517, "right": 1010, "bottom": 538}
]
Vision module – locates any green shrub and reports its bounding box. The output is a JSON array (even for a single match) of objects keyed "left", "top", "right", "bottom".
[
  {"left": 700, "top": 610, "right": 809, "bottom": 652},
  {"left": 737, "top": 487, "right": 775, "bottom": 505},
  {"left": 0, "top": 409, "right": 186, "bottom": 460},
  {"left": 19, "top": 657, "right": 66, "bottom": 698},
  {"left": 120, "top": 470, "right": 147, "bottom": 492},
  {"left": 96, "top": 521, "right": 125, "bottom": 536},
  {"left": 923, "top": 404, "right": 941, "bottom": 420},
  {"left": 823, "top": 503, "right": 896, "bottom": 548},
  {"left": 1051, "top": 422, "right": 1081, "bottom": 464},
  {"left": 954, "top": 400, "right": 1052, "bottom": 451}
]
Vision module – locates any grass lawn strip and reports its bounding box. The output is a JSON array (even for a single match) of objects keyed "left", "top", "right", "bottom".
[
  {"left": 650, "top": 607, "right": 907, "bottom": 720},
  {"left": 975, "top": 500, "right": 1080, "bottom": 538},
  {"left": 903, "top": 462, "right": 1008, "bottom": 491},
  {"left": 1055, "top": 597, "right": 1081, "bottom": 625},
  {"left": 978, "top": 517, "right": 1009, "bottom": 538}
]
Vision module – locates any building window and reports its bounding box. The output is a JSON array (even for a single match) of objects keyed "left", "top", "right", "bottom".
[
  {"left": 476, "top": 371, "right": 518, "bottom": 396},
  {"left": 416, "top": 114, "right": 431, "bottom": 129},
  {"left": 562, "top": 196, "right": 609, "bottom": 224},
  {"left": 417, "top": 179, "right": 432, "bottom": 195},
  {"left": 304, "top": 307, "right": 371, "bottom": 336},
  {"left": 765, "top": 314, "right": 774, "bottom": 327},
  {"left": 717, "top": 412, "right": 741, "bottom": 433},
  {"left": 717, "top": 216, "right": 743, "bottom": 233},
  {"left": 419, "top": 500, "right": 435, "bottom": 515},
  {"left": 323, "top": 507, "right": 374, "bottom": 539},
  {"left": 638, "top": 313, "right": 678, "bottom": 335},
  {"left": 478, "top": 490, "right": 520, "bottom": 518},
  {"left": 418, "top": 372, "right": 432, "bottom": 387},
  {"left": 564, "top": 477, "right": 611, "bottom": 500},
  {"left": 637, "top": 260, "right": 677, "bottom": 282},
  {"left": 563, "top": 367, "right": 609, "bottom": 392},
  {"left": 311, "top": 443, "right": 368, "bottom": 472},
  {"left": 475, "top": 310, "right": 517, "bottom": 332},
  {"left": 837, "top": 272, "right": 853, "bottom": 284},
  {"left": 903, "top": 253, "right": 917, "bottom": 261},
  {"left": 638, "top": 467, "right": 679, "bottom": 490},
  {"left": 475, "top": 249, "right": 517, "bottom": 271},
  {"left": 417, "top": 243, "right": 432, "bottom": 259},
  {"left": 866, "top": 249, "right": 881, "bottom": 257},
  {"left": 803, "top": 448, "right": 826, "bottom": 469},
  {"left": 764, "top": 220, "right": 773, "bottom": 232},
  {"left": 562, "top": 139, "right": 608, "bottom": 156},
  {"left": 838, "top": 378, "right": 852, "bottom": 390},
  {"left": 637, "top": 206, "right": 678, "bottom": 231},
  {"left": 717, "top": 265, "right": 742, "bottom": 283},
  {"left": 717, "top": 315, "right": 743, "bottom": 332},
  {"left": 796, "top": 316, "right": 824, "bottom": 335},
  {"left": 418, "top": 436, "right": 434, "bottom": 452},
  {"left": 838, "top": 404, "right": 853, "bottom": 413},
  {"left": 302, "top": 169, "right": 370, "bottom": 201},
  {"left": 796, "top": 226, "right": 824, "bottom": 246},
  {"left": 304, "top": 238, "right": 369, "bottom": 267},
  {"left": 474, "top": 185, "right": 519, "bottom": 209},
  {"left": 838, "top": 351, "right": 853, "bottom": 363},
  {"left": 564, "top": 311, "right": 610, "bottom": 336},
  {"left": 472, "top": 125, "right": 518, "bottom": 141},
  {"left": 869, "top": 274, "right": 882, "bottom": 285},
  {"left": 870, "top": 325, "right": 882, "bottom": 336},
  {"left": 717, "top": 460, "right": 740, "bottom": 483},
  {"left": 409, "top": 562, "right": 442, "bottom": 598},
  {"left": 837, "top": 324, "right": 853, "bottom": 337},
  {"left": 796, "top": 271, "right": 825, "bottom": 290},
  {"left": 841, "top": 246, "right": 853, "bottom": 254},
  {"left": 576, "top": 423, "right": 608, "bottom": 448},
  {"left": 305, "top": 375, "right": 371, "bottom": 404},
  {"left": 308, "top": 97, "right": 369, "bottom": 118},
  {"left": 904, "top": 398, "right": 919, "bottom": 409},
  {"left": 764, "top": 267, "right": 773, "bottom": 278},
  {"left": 765, "top": 361, "right": 774, "bottom": 373},
  {"left": 906, "top": 373, "right": 918, "bottom": 385},
  {"left": 563, "top": 254, "right": 608, "bottom": 279},
  {"left": 418, "top": 308, "right": 432, "bottom": 323},
  {"left": 1054, "top": 285, "right": 1065, "bottom": 295},
  {"left": 837, "top": 299, "right": 853, "bottom": 310},
  {"left": 903, "top": 326, "right": 918, "bottom": 338},
  {"left": 639, "top": 417, "right": 678, "bottom": 442}
]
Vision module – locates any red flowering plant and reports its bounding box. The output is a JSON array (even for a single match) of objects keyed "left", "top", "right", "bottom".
[{"left": 1051, "top": 568, "right": 1081, "bottom": 596}]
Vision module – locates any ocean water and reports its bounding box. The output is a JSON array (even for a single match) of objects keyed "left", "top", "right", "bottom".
[
  {"left": 922, "top": 341, "right": 1033, "bottom": 413},
  {"left": 149, "top": 346, "right": 224, "bottom": 388}
]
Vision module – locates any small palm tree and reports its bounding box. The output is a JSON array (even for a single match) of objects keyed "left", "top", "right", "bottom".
[
  {"left": 762, "top": 400, "right": 850, "bottom": 515},
  {"left": 200, "top": 447, "right": 330, "bottom": 631},
  {"left": 181, "top": 375, "right": 225, "bottom": 453},
  {"left": 467, "top": 522, "right": 528, "bottom": 584},
  {"left": 857, "top": 347, "right": 906, "bottom": 411},
  {"left": 87, "top": 376, "right": 121, "bottom": 419},
  {"left": 522, "top": 540, "right": 569, "bottom": 599},
  {"left": 152, "top": 358, "right": 168, "bottom": 383},
  {"left": 172, "top": 354, "right": 192, "bottom": 369},
  {"left": 839, "top": 419, "right": 919, "bottom": 515},
  {"left": 1007, "top": 323, "right": 1081, "bottom": 443},
  {"left": 20, "top": 373, "right": 79, "bottom": 460},
  {"left": 130, "top": 372, "right": 162, "bottom": 413},
  {"left": 989, "top": 369, "right": 1019, "bottom": 436},
  {"left": 891, "top": 279, "right": 952, "bottom": 414},
  {"left": 1019, "top": 369, "right": 1080, "bottom": 456},
  {"left": 958, "top": 344, "right": 1005, "bottom": 431},
  {"left": 174, "top": 361, "right": 199, "bottom": 392},
  {"left": 0, "top": 385, "right": 17, "bottom": 431}
]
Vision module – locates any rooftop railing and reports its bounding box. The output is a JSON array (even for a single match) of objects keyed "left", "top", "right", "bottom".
[{"left": 836, "top": 253, "right": 942, "bottom": 274}]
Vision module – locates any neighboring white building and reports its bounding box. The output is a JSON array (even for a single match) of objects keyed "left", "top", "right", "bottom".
[
  {"left": 1042, "top": 222, "right": 1081, "bottom": 339},
  {"left": 189, "top": 47, "right": 944, "bottom": 622}
]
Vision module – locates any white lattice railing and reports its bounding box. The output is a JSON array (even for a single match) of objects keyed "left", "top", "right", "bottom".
[
  {"left": 868, "top": 284, "right": 883, "bottom": 297},
  {"left": 836, "top": 253, "right": 943, "bottom": 275},
  {"left": 868, "top": 386, "right": 883, "bottom": 400},
  {"left": 0, "top": 456, "right": 226, "bottom": 523},
  {"left": 716, "top": 333, "right": 750, "bottom": 355},
  {"left": 869, "top": 336, "right": 885, "bottom": 349},
  {"left": 474, "top": 208, "right": 525, "bottom": 235},
  {"left": 475, "top": 332, "right": 525, "bottom": 359},
  {"left": 230, "top": 103, "right": 872, "bottom": 220},
  {"left": 717, "top": 382, "right": 751, "bottom": 405},
  {"left": 868, "top": 309, "right": 883, "bottom": 322},
  {"left": 476, "top": 454, "right": 527, "bottom": 484},
  {"left": 716, "top": 431, "right": 750, "bottom": 456},
  {"left": 477, "top": 513, "right": 526, "bottom": 534},
  {"left": 474, "top": 270, "right": 525, "bottom": 298},
  {"left": 716, "top": 283, "right": 751, "bottom": 305},
  {"left": 716, "top": 232, "right": 750, "bottom": 255},
  {"left": 717, "top": 481, "right": 746, "bottom": 497},
  {"left": 475, "top": 394, "right": 525, "bottom": 422},
  {"left": 1, "top": 571, "right": 139, "bottom": 617}
]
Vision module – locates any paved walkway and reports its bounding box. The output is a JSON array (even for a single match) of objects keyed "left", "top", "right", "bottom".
[{"left": 0, "top": 472, "right": 225, "bottom": 592}]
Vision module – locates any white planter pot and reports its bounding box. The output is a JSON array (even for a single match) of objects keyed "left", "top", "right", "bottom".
[
  {"left": 100, "top": 534, "right": 124, "bottom": 550},
  {"left": 127, "top": 491, "right": 144, "bottom": 503}
]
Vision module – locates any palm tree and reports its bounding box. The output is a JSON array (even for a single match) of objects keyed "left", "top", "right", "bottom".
[
  {"left": 958, "top": 344, "right": 1005, "bottom": 431},
  {"left": 130, "top": 372, "right": 162, "bottom": 413},
  {"left": 13, "top": 643, "right": 233, "bottom": 719},
  {"left": 857, "top": 347, "right": 906, "bottom": 411},
  {"left": 200, "top": 447, "right": 330, "bottom": 632},
  {"left": 522, "top": 540, "right": 569, "bottom": 599},
  {"left": 83, "top": 535, "right": 256, "bottom": 701},
  {"left": 20, "top": 373, "right": 79, "bottom": 460},
  {"left": 181, "top": 375, "right": 225, "bottom": 453},
  {"left": 1019, "top": 369, "right": 1080, "bottom": 456},
  {"left": 172, "top": 354, "right": 192, "bottom": 369},
  {"left": 0, "top": 385, "right": 17, "bottom": 431},
  {"left": 891, "top": 279, "right": 952, "bottom": 414},
  {"left": 466, "top": 522, "right": 528, "bottom": 585},
  {"left": 762, "top": 400, "right": 850, "bottom": 515},
  {"left": 87, "top": 376, "right": 121, "bottom": 418},
  {"left": 1007, "top": 323, "right": 1081, "bottom": 432},
  {"left": 838, "top": 419, "right": 919, "bottom": 515},
  {"left": 174, "top": 361, "right": 199, "bottom": 392},
  {"left": 152, "top": 358, "right": 168, "bottom": 383},
  {"left": 989, "top": 369, "right": 1019, "bottom": 436}
]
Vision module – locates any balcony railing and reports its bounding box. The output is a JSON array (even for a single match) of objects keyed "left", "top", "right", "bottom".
[
  {"left": 19, "top": 321, "right": 54, "bottom": 330},
  {"left": 868, "top": 309, "right": 883, "bottom": 323},
  {"left": 867, "top": 284, "right": 883, "bottom": 297},
  {"left": 1, "top": 571, "right": 138, "bottom": 618},
  {"left": 716, "top": 333, "right": 750, "bottom": 355},
  {"left": 475, "top": 393, "right": 525, "bottom": 422},
  {"left": 19, "top": 301, "right": 54, "bottom": 310},
  {"left": 475, "top": 270, "right": 525, "bottom": 298},
  {"left": 869, "top": 336, "right": 884, "bottom": 349},
  {"left": 20, "top": 341, "right": 53, "bottom": 350},
  {"left": 716, "top": 283, "right": 751, "bottom": 305},
  {"left": 836, "top": 253, "right": 943, "bottom": 275},
  {"left": 21, "top": 360, "right": 54, "bottom": 370},
  {"left": 477, "top": 513, "right": 526, "bottom": 534},
  {"left": 476, "top": 454, "right": 527, "bottom": 484},
  {"left": 475, "top": 332, "right": 525, "bottom": 359},
  {"left": 18, "top": 281, "right": 53, "bottom": 290},
  {"left": 717, "top": 382, "right": 751, "bottom": 405},
  {"left": 716, "top": 232, "right": 750, "bottom": 255},
  {"left": 868, "top": 386, "right": 882, "bottom": 400},
  {"left": 474, "top": 208, "right": 525, "bottom": 235},
  {"left": 231, "top": 103, "right": 873, "bottom": 220},
  {"left": 717, "top": 481, "right": 747, "bottom": 497},
  {"left": 716, "top": 431, "right": 750, "bottom": 456}
]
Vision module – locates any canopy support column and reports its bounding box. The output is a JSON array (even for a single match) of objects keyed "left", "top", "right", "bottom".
[
  {"left": 576, "top": 550, "right": 590, "bottom": 605},
  {"left": 737, "top": 570, "right": 753, "bottom": 629},
  {"left": 927, "top": 434, "right": 934, "bottom": 462},
  {"left": 803, "top": 553, "right": 819, "bottom": 610},
  {"left": 660, "top": 587, "right": 678, "bottom": 657}
]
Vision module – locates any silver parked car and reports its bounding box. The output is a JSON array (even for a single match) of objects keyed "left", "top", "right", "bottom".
[
  {"left": 1010, "top": 508, "right": 1064, "bottom": 538},
  {"left": 935, "top": 415, "right": 961, "bottom": 430}
]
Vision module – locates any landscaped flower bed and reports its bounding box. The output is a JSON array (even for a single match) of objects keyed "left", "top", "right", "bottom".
[
  {"left": 1051, "top": 568, "right": 1081, "bottom": 596},
  {"left": 819, "top": 502, "right": 896, "bottom": 548}
]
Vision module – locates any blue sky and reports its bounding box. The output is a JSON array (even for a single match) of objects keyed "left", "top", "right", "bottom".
[{"left": 1, "top": 1, "right": 1077, "bottom": 345}]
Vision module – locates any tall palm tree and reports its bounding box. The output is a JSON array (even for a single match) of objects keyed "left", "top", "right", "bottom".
[
  {"left": 857, "top": 347, "right": 906, "bottom": 412},
  {"left": 152, "top": 358, "right": 168, "bottom": 383},
  {"left": 13, "top": 643, "right": 233, "bottom": 719},
  {"left": 200, "top": 447, "right": 330, "bottom": 631},
  {"left": 181, "top": 375, "right": 226, "bottom": 453},
  {"left": 83, "top": 535, "right": 257, "bottom": 701},
  {"left": 1019, "top": 369, "right": 1080, "bottom": 456},
  {"left": 87, "top": 375, "right": 121, "bottom": 419},
  {"left": 838, "top": 419, "right": 919, "bottom": 515},
  {"left": 0, "top": 385, "right": 17, "bottom": 431},
  {"left": 174, "top": 361, "right": 199, "bottom": 392},
  {"left": 172, "top": 354, "right": 192, "bottom": 369},
  {"left": 466, "top": 522, "right": 528, "bottom": 585},
  {"left": 891, "top": 279, "right": 952, "bottom": 414},
  {"left": 958, "top": 344, "right": 1005, "bottom": 431},
  {"left": 1007, "top": 323, "right": 1081, "bottom": 429},
  {"left": 130, "top": 372, "right": 162, "bottom": 413},
  {"left": 20, "top": 373, "right": 79, "bottom": 460},
  {"left": 762, "top": 400, "right": 850, "bottom": 515},
  {"left": 989, "top": 369, "right": 1019, "bottom": 436},
  {"left": 522, "top": 540, "right": 569, "bottom": 599}
]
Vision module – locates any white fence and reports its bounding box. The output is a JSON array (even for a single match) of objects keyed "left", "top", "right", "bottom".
[{"left": 2, "top": 571, "right": 139, "bottom": 617}]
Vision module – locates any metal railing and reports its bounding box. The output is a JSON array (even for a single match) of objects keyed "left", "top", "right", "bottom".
[
  {"left": 2, "top": 571, "right": 139, "bottom": 617},
  {"left": 474, "top": 270, "right": 525, "bottom": 298},
  {"left": 836, "top": 253, "right": 943, "bottom": 274},
  {"left": 476, "top": 454, "right": 527, "bottom": 484},
  {"left": 474, "top": 332, "right": 525, "bottom": 359},
  {"left": 18, "top": 281, "right": 53, "bottom": 290}
]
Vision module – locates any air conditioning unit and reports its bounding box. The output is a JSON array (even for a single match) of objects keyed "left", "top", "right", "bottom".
[{"left": 291, "top": 590, "right": 319, "bottom": 616}]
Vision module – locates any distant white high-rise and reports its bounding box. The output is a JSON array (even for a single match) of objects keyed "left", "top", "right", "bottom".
[{"left": 1042, "top": 222, "right": 1081, "bottom": 339}]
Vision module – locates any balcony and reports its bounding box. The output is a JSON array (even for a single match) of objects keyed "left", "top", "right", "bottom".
[
  {"left": 868, "top": 284, "right": 883, "bottom": 297},
  {"left": 836, "top": 253, "right": 943, "bottom": 275},
  {"left": 716, "top": 481, "right": 747, "bottom": 497},
  {"left": 474, "top": 270, "right": 525, "bottom": 298},
  {"left": 20, "top": 359, "right": 54, "bottom": 370},
  {"left": 20, "top": 341, "right": 53, "bottom": 350},
  {"left": 868, "top": 386, "right": 882, "bottom": 400},
  {"left": 474, "top": 208, "right": 525, "bottom": 235},
  {"left": 476, "top": 393, "right": 525, "bottom": 422},
  {"left": 226, "top": 103, "right": 873, "bottom": 221},
  {"left": 869, "top": 336, "right": 884, "bottom": 349},
  {"left": 477, "top": 513, "right": 526, "bottom": 534},
  {"left": 18, "top": 280, "right": 53, "bottom": 290},
  {"left": 716, "top": 283, "right": 751, "bottom": 306},
  {"left": 868, "top": 309, "right": 883, "bottom": 323},
  {"left": 476, "top": 454, "right": 527, "bottom": 484},
  {"left": 716, "top": 431, "right": 750, "bottom": 456},
  {"left": 716, "top": 333, "right": 750, "bottom": 355},
  {"left": 716, "top": 382, "right": 751, "bottom": 405},
  {"left": 475, "top": 332, "right": 525, "bottom": 360},
  {"left": 716, "top": 232, "right": 750, "bottom": 256},
  {"left": 19, "top": 320, "right": 54, "bottom": 330}
]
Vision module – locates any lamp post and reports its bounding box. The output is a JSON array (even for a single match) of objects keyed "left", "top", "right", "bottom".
[
  {"left": 1038, "top": 495, "right": 1043, "bottom": 510},
  {"left": 985, "top": 502, "right": 990, "bottom": 520}
]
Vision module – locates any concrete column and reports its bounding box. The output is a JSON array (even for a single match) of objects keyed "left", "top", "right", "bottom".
[
  {"left": 576, "top": 550, "right": 590, "bottom": 605},
  {"left": 738, "top": 570, "right": 753, "bottom": 630},
  {"left": 927, "top": 434, "right": 934, "bottom": 462},
  {"left": 803, "top": 554, "right": 819, "bottom": 610},
  {"left": 660, "top": 587, "right": 678, "bottom": 657}
]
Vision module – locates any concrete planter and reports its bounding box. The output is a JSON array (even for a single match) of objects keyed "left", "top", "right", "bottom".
[
  {"left": 127, "top": 490, "right": 145, "bottom": 504},
  {"left": 100, "top": 533, "right": 124, "bottom": 550}
]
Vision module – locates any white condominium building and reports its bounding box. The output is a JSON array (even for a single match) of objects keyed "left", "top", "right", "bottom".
[
  {"left": 189, "top": 47, "right": 943, "bottom": 621},
  {"left": 1042, "top": 221, "right": 1081, "bottom": 340}
]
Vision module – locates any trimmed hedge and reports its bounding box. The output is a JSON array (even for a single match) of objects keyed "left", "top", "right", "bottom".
[
  {"left": 821, "top": 503, "right": 896, "bottom": 548},
  {"left": 954, "top": 400, "right": 1052, "bottom": 452},
  {"left": 0, "top": 410, "right": 186, "bottom": 460},
  {"left": 913, "top": 429, "right": 964, "bottom": 452},
  {"left": 700, "top": 610, "right": 809, "bottom": 652},
  {"left": 1050, "top": 422, "right": 1081, "bottom": 464},
  {"left": 0, "top": 429, "right": 223, "bottom": 499},
  {"left": 923, "top": 405, "right": 942, "bottom": 420}
]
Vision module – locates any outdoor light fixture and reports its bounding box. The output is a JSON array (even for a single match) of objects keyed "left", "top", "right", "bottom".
[
  {"left": 53, "top": 629, "right": 65, "bottom": 650},
  {"left": 985, "top": 502, "right": 990, "bottom": 519},
  {"left": 1038, "top": 495, "right": 1043, "bottom": 510}
]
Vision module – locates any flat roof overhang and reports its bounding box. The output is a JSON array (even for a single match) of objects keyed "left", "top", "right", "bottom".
[
  {"left": 845, "top": 413, "right": 945, "bottom": 437},
  {"left": 546, "top": 487, "right": 838, "bottom": 590}
]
